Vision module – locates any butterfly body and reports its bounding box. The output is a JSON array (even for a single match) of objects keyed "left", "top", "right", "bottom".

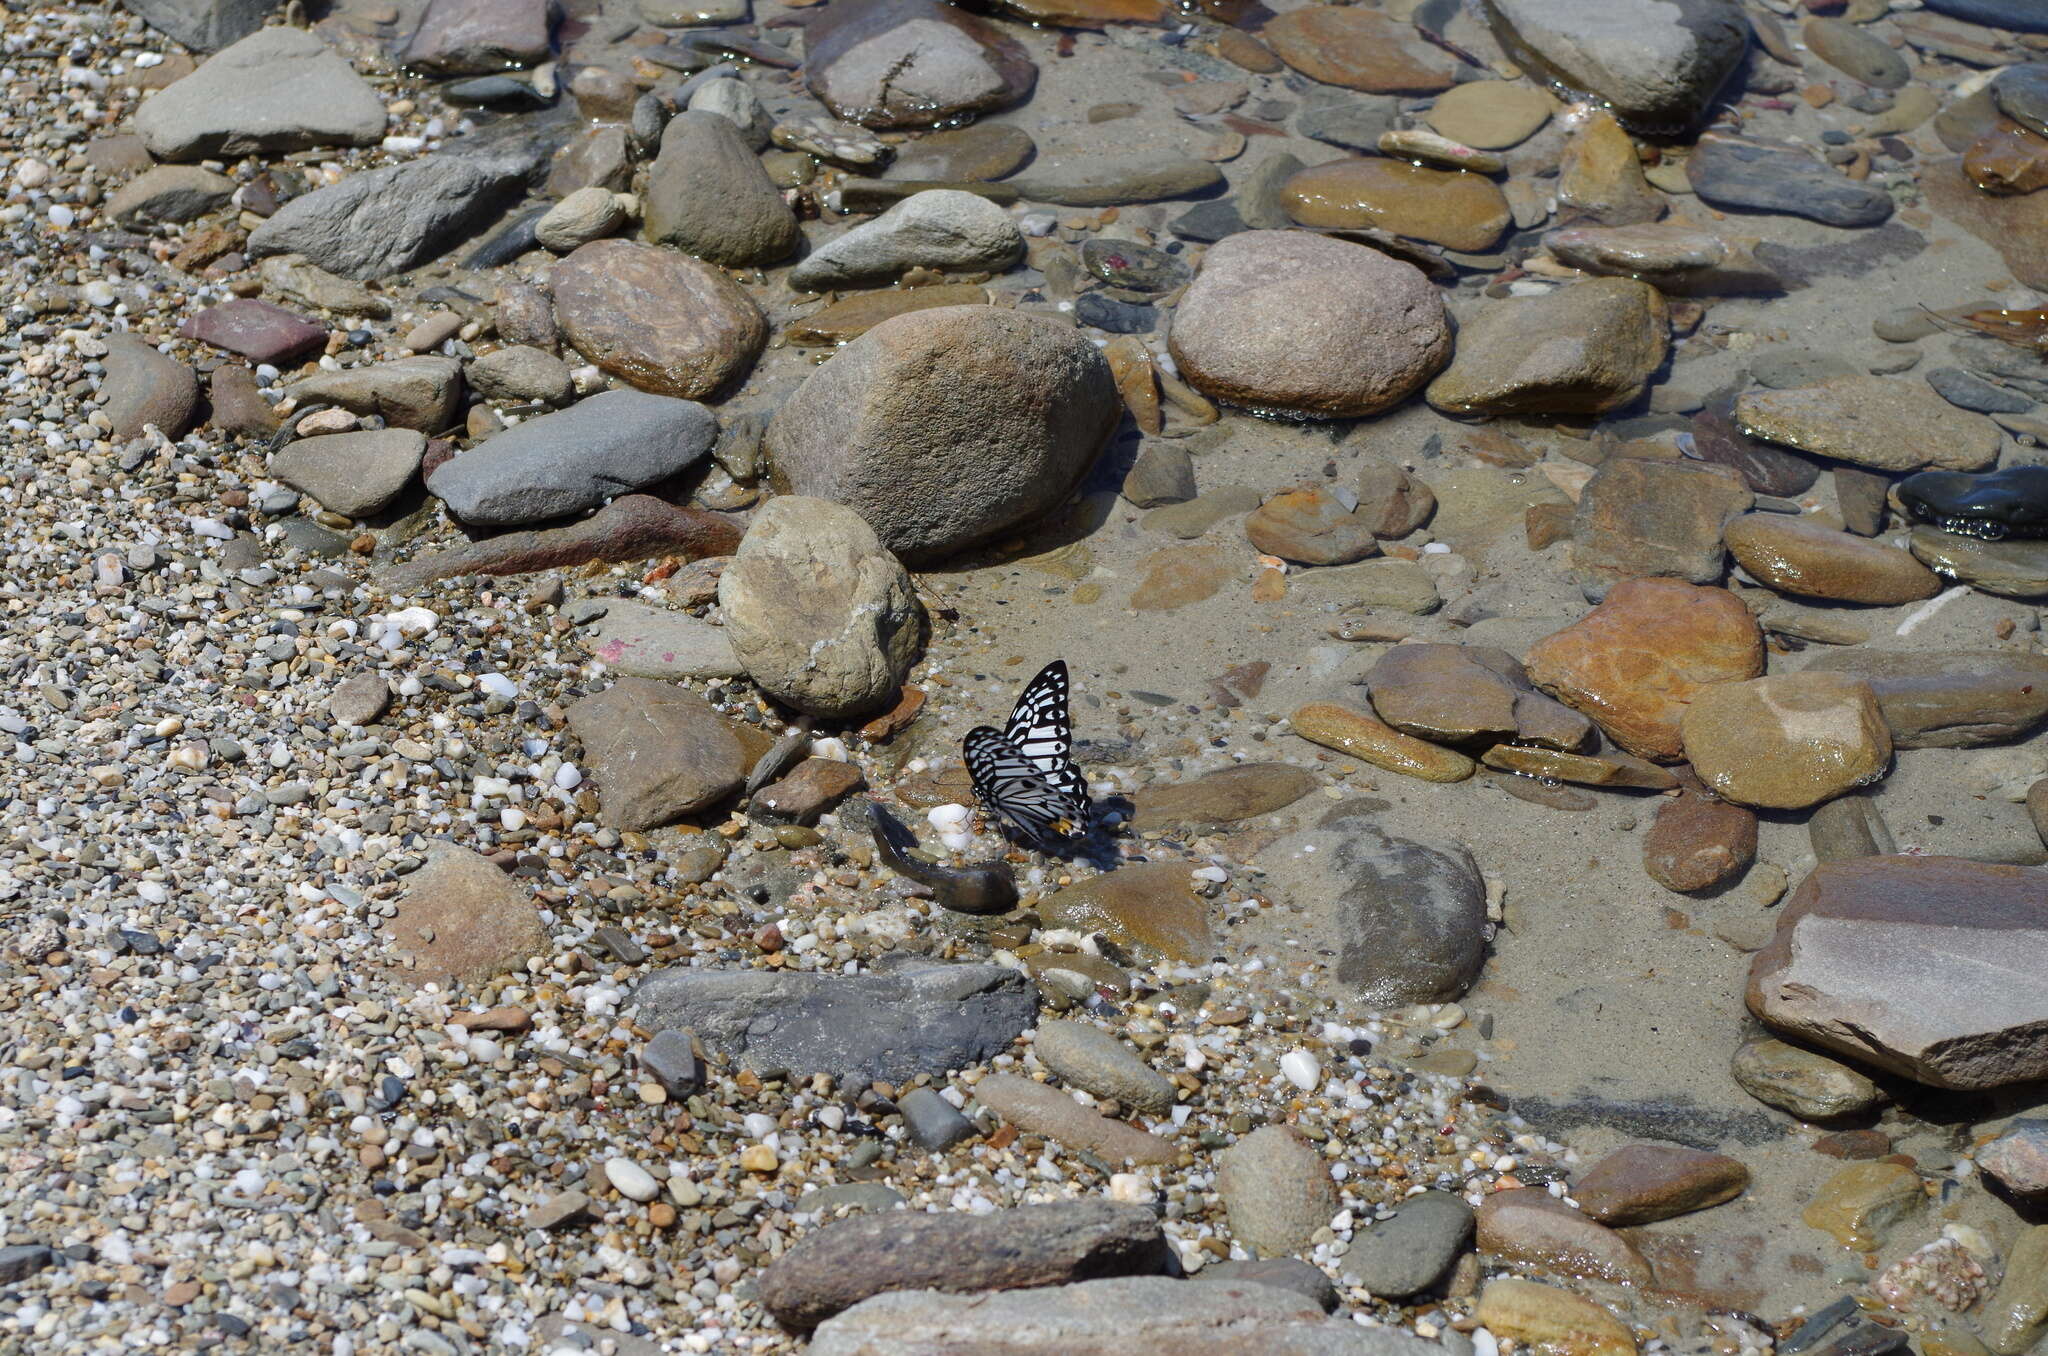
[{"left": 963, "top": 661, "right": 1092, "bottom": 846}]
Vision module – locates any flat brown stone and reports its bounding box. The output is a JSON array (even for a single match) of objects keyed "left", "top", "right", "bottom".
[
  {"left": 1735, "top": 375, "right": 2003, "bottom": 473},
  {"left": 1575, "top": 1145, "right": 1751, "bottom": 1226},
  {"left": 1476, "top": 1189, "right": 1654, "bottom": 1287},
  {"left": 1725, "top": 513, "right": 1941, "bottom": 605},
  {"left": 1038, "top": 861, "right": 1214, "bottom": 961},
  {"left": 1801, "top": 649, "right": 2048, "bottom": 749},
  {"left": 1682, "top": 673, "right": 1891, "bottom": 810},
  {"left": 1129, "top": 543, "right": 1231, "bottom": 610},
  {"left": 1261, "top": 8, "right": 1455, "bottom": 94},
  {"left": 1129, "top": 764, "right": 1318, "bottom": 830},
  {"left": 383, "top": 844, "right": 548, "bottom": 989},
  {"left": 1643, "top": 791, "right": 1756, "bottom": 892},
  {"left": 787, "top": 285, "right": 992, "bottom": 346}
]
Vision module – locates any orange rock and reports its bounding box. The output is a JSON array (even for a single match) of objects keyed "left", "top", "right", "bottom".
[
  {"left": 1260, "top": 7, "right": 1454, "bottom": 93},
  {"left": 1523, "top": 578, "right": 1763, "bottom": 761},
  {"left": 1965, "top": 118, "right": 2048, "bottom": 196},
  {"left": 1281, "top": 158, "right": 1512, "bottom": 252}
]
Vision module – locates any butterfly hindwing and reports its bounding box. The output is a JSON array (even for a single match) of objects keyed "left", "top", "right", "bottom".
[{"left": 963, "top": 726, "right": 1088, "bottom": 844}]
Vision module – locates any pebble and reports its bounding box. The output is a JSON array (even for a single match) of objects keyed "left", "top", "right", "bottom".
[
  {"left": 974, "top": 1073, "right": 1178, "bottom": 1165},
  {"left": 1281, "top": 157, "right": 1513, "bottom": 252},
  {"left": 1476, "top": 1278, "right": 1638, "bottom": 1356},
  {"left": 1346, "top": 1191, "right": 1474, "bottom": 1298},
  {"left": 1260, "top": 7, "right": 1454, "bottom": 95},
  {"left": 1424, "top": 80, "right": 1558, "bottom": 149},
  {"left": 550, "top": 239, "right": 767, "bottom": 400},
  {"left": 1978, "top": 1120, "right": 2048, "bottom": 1202},
  {"left": 1573, "top": 1144, "right": 1751, "bottom": 1225},
  {"left": 1802, "top": 1161, "right": 1924, "bottom": 1252},
  {"left": 1732, "top": 1036, "right": 1886, "bottom": 1122},
  {"left": 1737, "top": 376, "right": 2004, "bottom": 472},
  {"left": 1725, "top": 513, "right": 1942, "bottom": 604},
  {"left": 1035, "top": 1019, "right": 1174, "bottom": 1113},
  {"left": 1426, "top": 278, "right": 1669, "bottom": 416},
  {"left": 1683, "top": 673, "right": 1892, "bottom": 810},
  {"left": 1291, "top": 701, "right": 1476, "bottom": 782},
  {"left": 605, "top": 1156, "right": 661, "bottom": 1203},
  {"left": 1216, "top": 1125, "right": 1338, "bottom": 1257}
]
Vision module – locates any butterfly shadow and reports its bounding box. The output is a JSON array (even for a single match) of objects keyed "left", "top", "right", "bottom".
[{"left": 1024, "top": 794, "right": 1134, "bottom": 874}]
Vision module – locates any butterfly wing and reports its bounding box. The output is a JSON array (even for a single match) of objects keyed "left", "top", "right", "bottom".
[
  {"left": 964, "top": 726, "right": 1088, "bottom": 843},
  {"left": 1003, "top": 661, "right": 1091, "bottom": 805}
]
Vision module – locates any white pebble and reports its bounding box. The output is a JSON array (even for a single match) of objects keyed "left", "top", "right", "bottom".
[
  {"left": 605, "top": 1157, "right": 659, "bottom": 1202},
  {"left": 1280, "top": 1049, "right": 1321, "bottom": 1092},
  {"left": 478, "top": 672, "right": 517, "bottom": 699}
]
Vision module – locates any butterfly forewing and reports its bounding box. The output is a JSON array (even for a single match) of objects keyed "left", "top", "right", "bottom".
[
  {"left": 963, "top": 727, "right": 1088, "bottom": 843},
  {"left": 1004, "top": 660, "right": 1074, "bottom": 774}
]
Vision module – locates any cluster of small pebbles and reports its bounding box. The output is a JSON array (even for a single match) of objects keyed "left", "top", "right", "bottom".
[{"left": 5, "top": 0, "right": 2048, "bottom": 1352}]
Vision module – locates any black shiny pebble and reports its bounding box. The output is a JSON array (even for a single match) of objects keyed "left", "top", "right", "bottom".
[
  {"left": 463, "top": 204, "right": 548, "bottom": 269},
  {"left": 1074, "top": 292, "right": 1157, "bottom": 334},
  {"left": 1896, "top": 465, "right": 2048, "bottom": 540},
  {"left": 442, "top": 75, "right": 553, "bottom": 109}
]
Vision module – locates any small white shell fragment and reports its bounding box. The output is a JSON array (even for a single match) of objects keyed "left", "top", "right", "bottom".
[{"left": 1280, "top": 1049, "right": 1321, "bottom": 1092}]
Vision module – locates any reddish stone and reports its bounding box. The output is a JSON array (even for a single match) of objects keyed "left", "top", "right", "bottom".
[
  {"left": 380, "top": 495, "right": 742, "bottom": 588},
  {"left": 179, "top": 298, "right": 326, "bottom": 366},
  {"left": 755, "top": 758, "right": 868, "bottom": 825},
  {"left": 1643, "top": 790, "right": 1757, "bottom": 892},
  {"left": 1574, "top": 1145, "right": 1750, "bottom": 1226}
]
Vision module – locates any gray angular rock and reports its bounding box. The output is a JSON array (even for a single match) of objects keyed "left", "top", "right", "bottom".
[
  {"left": 1260, "top": 800, "right": 1488, "bottom": 1005},
  {"left": 791, "top": 190, "right": 1023, "bottom": 290},
  {"left": 764, "top": 306, "right": 1120, "bottom": 563},
  {"left": 717, "top": 497, "right": 926, "bottom": 719},
  {"left": 272, "top": 429, "right": 427, "bottom": 518},
  {"left": 132, "top": 27, "right": 386, "bottom": 161},
  {"left": 289, "top": 356, "right": 464, "bottom": 432},
  {"left": 248, "top": 146, "right": 541, "bottom": 281},
  {"left": 0, "top": 1244, "right": 57, "bottom": 1285},
  {"left": 329, "top": 672, "right": 392, "bottom": 727},
  {"left": 1345, "top": 1191, "right": 1475, "bottom": 1299},
  {"left": 1482, "top": 0, "right": 1750, "bottom": 135},
  {"left": 632, "top": 959, "right": 1037, "bottom": 1087},
  {"left": 640, "top": 1029, "right": 704, "bottom": 1097},
  {"left": 428, "top": 389, "right": 717, "bottom": 527},
  {"left": 761, "top": 1202, "right": 1166, "bottom": 1332},
  {"left": 1217, "top": 1126, "right": 1339, "bottom": 1258},
  {"left": 810, "top": 1276, "right": 1433, "bottom": 1355},
  {"left": 101, "top": 335, "right": 200, "bottom": 441},
  {"left": 566, "top": 677, "right": 747, "bottom": 830},
  {"left": 467, "top": 344, "right": 575, "bottom": 405},
  {"left": 896, "top": 1087, "right": 977, "bottom": 1150},
  {"left": 642, "top": 110, "right": 800, "bottom": 268},
  {"left": 105, "top": 165, "right": 236, "bottom": 226},
  {"left": 123, "top": 0, "right": 276, "bottom": 51}
]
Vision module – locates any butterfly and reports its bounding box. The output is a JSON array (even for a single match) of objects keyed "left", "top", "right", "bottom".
[{"left": 963, "top": 660, "right": 1092, "bottom": 846}]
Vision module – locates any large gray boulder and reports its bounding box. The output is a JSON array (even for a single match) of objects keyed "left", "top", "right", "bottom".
[
  {"left": 427, "top": 389, "right": 717, "bottom": 527},
  {"left": 248, "top": 146, "right": 541, "bottom": 281},
  {"left": 716, "top": 497, "right": 926, "bottom": 719},
  {"left": 764, "top": 306, "right": 1119, "bottom": 563},
  {"left": 132, "top": 26, "right": 386, "bottom": 160}
]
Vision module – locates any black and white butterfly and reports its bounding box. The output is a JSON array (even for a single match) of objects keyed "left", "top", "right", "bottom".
[{"left": 963, "top": 660, "right": 1092, "bottom": 845}]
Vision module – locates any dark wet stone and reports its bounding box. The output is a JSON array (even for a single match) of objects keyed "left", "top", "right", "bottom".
[
  {"left": 1502, "top": 1093, "right": 1784, "bottom": 1150},
  {"left": 896, "top": 1086, "right": 977, "bottom": 1150},
  {"left": 1345, "top": 1191, "right": 1475, "bottom": 1298},
  {"left": 1994, "top": 64, "right": 2048, "bottom": 137},
  {"left": 1753, "top": 222, "right": 1927, "bottom": 287},
  {"left": 1688, "top": 395, "right": 1822, "bottom": 496},
  {"left": 1169, "top": 199, "right": 1249, "bottom": 242},
  {"left": 1897, "top": 466, "right": 2048, "bottom": 540},
  {"left": 1926, "top": 366, "right": 2034, "bottom": 415},
  {"left": 1081, "top": 237, "right": 1192, "bottom": 293},
  {"left": 1927, "top": 0, "right": 2048, "bottom": 35},
  {"left": 1074, "top": 293, "right": 1158, "bottom": 334},
  {"left": 1688, "top": 134, "right": 1895, "bottom": 228},
  {"left": 442, "top": 74, "right": 553, "bottom": 109}
]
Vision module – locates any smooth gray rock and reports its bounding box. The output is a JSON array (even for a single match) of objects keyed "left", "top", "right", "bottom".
[
  {"left": 428, "top": 389, "right": 716, "bottom": 527},
  {"left": 133, "top": 27, "right": 386, "bottom": 160},
  {"left": 1195, "top": 1259, "right": 1340, "bottom": 1312},
  {"left": 1807, "top": 792, "right": 1896, "bottom": 862},
  {"left": 1687, "top": 134, "right": 1894, "bottom": 229},
  {"left": 808, "top": 1276, "right": 1441, "bottom": 1355},
  {"left": 1345, "top": 1191, "right": 1475, "bottom": 1299},
  {"left": 1261, "top": 800, "right": 1488, "bottom": 1005},
  {"left": 0, "top": 1244, "right": 56, "bottom": 1284},
  {"left": 764, "top": 305, "right": 1120, "bottom": 563},
  {"left": 687, "top": 77, "right": 773, "bottom": 150},
  {"left": 803, "top": 0, "right": 1037, "bottom": 130},
  {"left": 1804, "top": 649, "right": 2048, "bottom": 749},
  {"left": 582, "top": 602, "right": 743, "bottom": 681},
  {"left": 123, "top": 0, "right": 276, "bottom": 51},
  {"left": 759, "top": 1201, "right": 1168, "bottom": 1331},
  {"left": 248, "top": 146, "right": 542, "bottom": 281},
  {"left": 642, "top": 110, "right": 800, "bottom": 267},
  {"left": 632, "top": 959, "right": 1037, "bottom": 1087},
  {"left": 272, "top": 429, "right": 428, "bottom": 518},
  {"left": 790, "top": 189, "right": 1023, "bottom": 290},
  {"left": 401, "top": 0, "right": 553, "bottom": 75},
  {"left": 1217, "top": 1126, "right": 1338, "bottom": 1258},
  {"left": 1008, "top": 152, "right": 1224, "bottom": 206},
  {"left": 896, "top": 1087, "right": 977, "bottom": 1150},
  {"left": 717, "top": 496, "right": 927, "bottom": 718},
  {"left": 1033, "top": 1019, "right": 1174, "bottom": 1113},
  {"left": 289, "top": 356, "right": 464, "bottom": 432}
]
